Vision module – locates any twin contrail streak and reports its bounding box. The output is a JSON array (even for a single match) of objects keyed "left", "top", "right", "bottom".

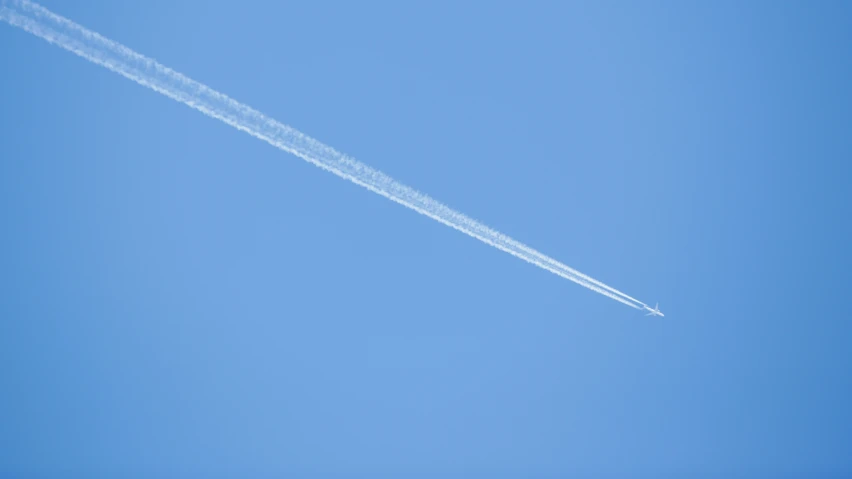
[{"left": 1, "top": 0, "right": 650, "bottom": 311}]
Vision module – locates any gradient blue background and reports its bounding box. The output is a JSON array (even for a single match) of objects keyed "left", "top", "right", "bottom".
[{"left": 2, "top": 1, "right": 851, "bottom": 477}]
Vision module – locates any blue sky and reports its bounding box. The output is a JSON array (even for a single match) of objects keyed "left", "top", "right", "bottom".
[{"left": 2, "top": 0, "right": 851, "bottom": 477}]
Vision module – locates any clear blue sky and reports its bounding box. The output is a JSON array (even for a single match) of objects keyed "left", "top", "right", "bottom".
[{"left": 2, "top": 0, "right": 851, "bottom": 477}]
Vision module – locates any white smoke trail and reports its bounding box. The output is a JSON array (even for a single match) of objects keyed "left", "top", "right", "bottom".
[{"left": 1, "top": 0, "right": 648, "bottom": 311}]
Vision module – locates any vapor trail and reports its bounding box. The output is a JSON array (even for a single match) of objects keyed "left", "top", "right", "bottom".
[{"left": 1, "top": 0, "right": 648, "bottom": 311}]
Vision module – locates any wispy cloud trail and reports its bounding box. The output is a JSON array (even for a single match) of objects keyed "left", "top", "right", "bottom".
[{"left": 1, "top": 0, "right": 649, "bottom": 311}]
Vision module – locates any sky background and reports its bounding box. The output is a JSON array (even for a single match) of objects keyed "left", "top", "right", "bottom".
[{"left": 1, "top": 0, "right": 851, "bottom": 477}]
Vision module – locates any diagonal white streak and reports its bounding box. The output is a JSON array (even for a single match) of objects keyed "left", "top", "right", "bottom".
[{"left": 1, "top": 0, "right": 648, "bottom": 311}]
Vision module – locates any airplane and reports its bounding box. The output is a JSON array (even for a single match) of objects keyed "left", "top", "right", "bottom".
[{"left": 644, "top": 303, "right": 665, "bottom": 317}]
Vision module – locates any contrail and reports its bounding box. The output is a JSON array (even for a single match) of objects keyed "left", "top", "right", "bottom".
[{"left": 1, "top": 0, "right": 650, "bottom": 311}]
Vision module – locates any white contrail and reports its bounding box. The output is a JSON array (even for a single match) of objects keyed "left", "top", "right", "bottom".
[{"left": 1, "top": 0, "right": 649, "bottom": 311}]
